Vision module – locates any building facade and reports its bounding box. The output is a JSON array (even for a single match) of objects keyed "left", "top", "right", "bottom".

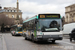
[
  {"left": 0, "top": 0, "right": 22, "bottom": 24},
  {"left": 65, "top": 4, "right": 75, "bottom": 24}
]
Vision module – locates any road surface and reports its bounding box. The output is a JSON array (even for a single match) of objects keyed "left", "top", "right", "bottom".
[{"left": 2, "top": 33, "right": 75, "bottom": 50}]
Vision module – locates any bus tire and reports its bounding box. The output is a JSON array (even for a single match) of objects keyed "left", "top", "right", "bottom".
[
  {"left": 24, "top": 34, "right": 27, "bottom": 40},
  {"left": 12, "top": 34, "right": 14, "bottom": 36},
  {"left": 13, "top": 33, "right": 16, "bottom": 36},
  {"left": 70, "top": 38, "right": 72, "bottom": 42},
  {"left": 12, "top": 33, "right": 15, "bottom": 36},
  {"left": 52, "top": 40, "right": 55, "bottom": 43},
  {"left": 25, "top": 37, "right": 27, "bottom": 40}
]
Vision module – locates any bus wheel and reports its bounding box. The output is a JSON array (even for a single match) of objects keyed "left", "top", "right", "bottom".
[
  {"left": 25, "top": 36, "right": 28, "bottom": 40},
  {"left": 52, "top": 40, "right": 55, "bottom": 43},
  {"left": 12, "top": 33, "right": 14, "bottom": 36},
  {"left": 12, "top": 34, "right": 14, "bottom": 36},
  {"left": 25, "top": 34, "right": 27, "bottom": 40},
  {"left": 25, "top": 37, "right": 27, "bottom": 40},
  {"left": 70, "top": 38, "right": 72, "bottom": 42}
]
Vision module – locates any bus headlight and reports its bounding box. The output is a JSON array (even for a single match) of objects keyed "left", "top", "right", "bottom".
[{"left": 16, "top": 32, "right": 18, "bottom": 34}]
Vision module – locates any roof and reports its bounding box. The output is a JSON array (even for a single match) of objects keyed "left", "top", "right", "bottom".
[
  {"left": 4, "top": 7, "right": 17, "bottom": 10},
  {"left": 23, "top": 16, "right": 37, "bottom": 23},
  {"left": 65, "top": 4, "right": 75, "bottom": 8},
  {"left": 23, "top": 13, "right": 61, "bottom": 23}
]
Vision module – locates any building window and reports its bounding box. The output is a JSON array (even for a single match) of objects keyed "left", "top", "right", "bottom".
[
  {"left": 8, "top": 10, "right": 9, "bottom": 12},
  {"left": 15, "top": 10, "right": 17, "bottom": 12},
  {"left": 72, "top": 18, "right": 74, "bottom": 22},
  {"left": 14, "top": 10, "right": 17, "bottom": 12},
  {"left": 19, "top": 10, "right": 21, "bottom": 12},
  {"left": 66, "top": 16, "right": 68, "bottom": 22},
  {"left": 14, "top": 10, "right": 15, "bottom": 12},
  {"left": 19, "top": 15, "right": 20, "bottom": 18},
  {"left": 12, "top": 15, "right": 14, "bottom": 18},
  {"left": 72, "top": 16, "right": 74, "bottom": 22},
  {"left": 11, "top": 10, "right": 12, "bottom": 12}
]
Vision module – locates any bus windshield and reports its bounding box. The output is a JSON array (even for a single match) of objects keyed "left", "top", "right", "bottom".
[
  {"left": 17, "top": 27, "right": 22, "bottom": 31},
  {"left": 37, "top": 19, "right": 62, "bottom": 32}
]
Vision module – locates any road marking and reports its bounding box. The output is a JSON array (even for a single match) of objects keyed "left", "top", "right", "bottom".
[
  {"left": 2, "top": 35, "right": 7, "bottom": 50},
  {"left": 57, "top": 41, "right": 75, "bottom": 46}
]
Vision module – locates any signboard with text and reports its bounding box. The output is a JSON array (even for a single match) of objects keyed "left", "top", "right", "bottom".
[{"left": 38, "top": 14, "right": 60, "bottom": 19}]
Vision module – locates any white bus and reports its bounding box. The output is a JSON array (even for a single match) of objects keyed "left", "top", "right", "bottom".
[{"left": 23, "top": 14, "right": 63, "bottom": 43}]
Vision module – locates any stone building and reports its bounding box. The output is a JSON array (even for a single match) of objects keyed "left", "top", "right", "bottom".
[
  {"left": 0, "top": 0, "right": 22, "bottom": 24},
  {"left": 65, "top": 4, "right": 75, "bottom": 24}
]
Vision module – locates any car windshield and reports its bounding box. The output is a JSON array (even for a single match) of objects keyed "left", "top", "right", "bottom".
[{"left": 37, "top": 19, "right": 62, "bottom": 32}]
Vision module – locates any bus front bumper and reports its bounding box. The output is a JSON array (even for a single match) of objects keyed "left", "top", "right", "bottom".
[
  {"left": 15, "top": 33, "right": 23, "bottom": 35},
  {"left": 36, "top": 35, "right": 63, "bottom": 41}
]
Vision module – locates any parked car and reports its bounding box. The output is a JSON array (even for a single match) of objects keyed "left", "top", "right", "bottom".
[
  {"left": 69, "top": 28, "right": 75, "bottom": 42},
  {"left": 63, "top": 23, "right": 75, "bottom": 35}
]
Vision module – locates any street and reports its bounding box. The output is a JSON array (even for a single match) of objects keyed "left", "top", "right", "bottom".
[
  {"left": 0, "top": 0, "right": 75, "bottom": 50},
  {"left": 0, "top": 34, "right": 2, "bottom": 50},
  {"left": 0, "top": 33, "right": 74, "bottom": 50}
]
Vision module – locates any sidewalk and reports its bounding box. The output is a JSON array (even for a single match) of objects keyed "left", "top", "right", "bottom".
[
  {"left": 0, "top": 34, "right": 3, "bottom": 50},
  {"left": 0, "top": 33, "right": 7, "bottom": 50}
]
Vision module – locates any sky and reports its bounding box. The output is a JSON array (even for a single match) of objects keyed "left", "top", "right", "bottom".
[{"left": 0, "top": 0, "right": 75, "bottom": 19}]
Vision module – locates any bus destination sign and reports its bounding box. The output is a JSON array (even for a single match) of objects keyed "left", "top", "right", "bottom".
[{"left": 38, "top": 14, "right": 60, "bottom": 19}]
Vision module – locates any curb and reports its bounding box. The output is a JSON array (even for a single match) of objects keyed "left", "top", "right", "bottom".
[{"left": 2, "top": 34, "right": 7, "bottom": 50}]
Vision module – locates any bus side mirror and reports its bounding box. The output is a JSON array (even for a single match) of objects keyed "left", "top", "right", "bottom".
[{"left": 62, "top": 27, "right": 64, "bottom": 30}]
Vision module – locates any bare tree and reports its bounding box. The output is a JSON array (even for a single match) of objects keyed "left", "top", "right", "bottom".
[
  {"left": 0, "top": 14, "right": 15, "bottom": 32},
  {"left": 19, "top": 18, "right": 23, "bottom": 24},
  {"left": 0, "top": 14, "right": 15, "bottom": 26},
  {"left": 61, "top": 16, "right": 65, "bottom": 26},
  {"left": 25, "top": 17, "right": 29, "bottom": 20}
]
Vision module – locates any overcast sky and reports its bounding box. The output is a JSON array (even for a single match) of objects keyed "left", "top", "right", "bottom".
[{"left": 0, "top": 0, "right": 75, "bottom": 19}]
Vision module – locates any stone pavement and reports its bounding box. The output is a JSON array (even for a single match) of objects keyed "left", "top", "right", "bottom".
[
  {"left": 0, "top": 34, "right": 3, "bottom": 50},
  {"left": 0, "top": 33, "right": 7, "bottom": 50}
]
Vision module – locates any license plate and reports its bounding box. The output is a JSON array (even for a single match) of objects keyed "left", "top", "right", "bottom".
[{"left": 48, "top": 38, "right": 53, "bottom": 40}]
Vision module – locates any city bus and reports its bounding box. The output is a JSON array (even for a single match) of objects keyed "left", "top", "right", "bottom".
[
  {"left": 11, "top": 24, "right": 23, "bottom": 36},
  {"left": 23, "top": 14, "right": 63, "bottom": 43}
]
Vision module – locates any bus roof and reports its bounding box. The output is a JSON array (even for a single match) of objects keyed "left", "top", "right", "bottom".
[
  {"left": 11, "top": 24, "right": 23, "bottom": 27},
  {"left": 23, "top": 16, "right": 37, "bottom": 23},
  {"left": 23, "top": 14, "right": 61, "bottom": 23}
]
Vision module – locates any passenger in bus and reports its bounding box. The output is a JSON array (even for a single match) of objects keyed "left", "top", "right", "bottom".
[{"left": 49, "top": 21, "right": 59, "bottom": 28}]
